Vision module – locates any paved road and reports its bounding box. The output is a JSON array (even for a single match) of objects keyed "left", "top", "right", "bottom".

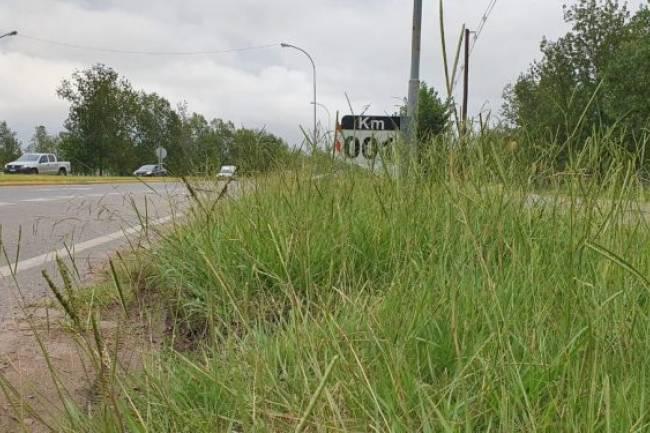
[{"left": 0, "top": 182, "right": 189, "bottom": 321}]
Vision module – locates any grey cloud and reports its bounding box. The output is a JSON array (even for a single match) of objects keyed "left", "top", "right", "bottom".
[{"left": 1, "top": 0, "right": 644, "bottom": 146}]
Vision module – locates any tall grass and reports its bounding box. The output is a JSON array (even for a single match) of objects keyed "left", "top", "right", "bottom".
[{"left": 52, "top": 131, "right": 650, "bottom": 432}]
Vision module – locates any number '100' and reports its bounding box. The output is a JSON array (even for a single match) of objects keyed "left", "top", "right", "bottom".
[{"left": 344, "top": 136, "right": 394, "bottom": 159}]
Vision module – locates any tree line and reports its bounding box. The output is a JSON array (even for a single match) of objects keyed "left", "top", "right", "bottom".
[
  {"left": 502, "top": 0, "right": 650, "bottom": 169},
  {"left": 1, "top": 64, "right": 290, "bottom": 175}
]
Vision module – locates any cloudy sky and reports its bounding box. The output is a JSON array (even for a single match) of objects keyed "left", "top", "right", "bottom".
[{"left": 0, "top": 0, "right": 645, "bottom": 147}]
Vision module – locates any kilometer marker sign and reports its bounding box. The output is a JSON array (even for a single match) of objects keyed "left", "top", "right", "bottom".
[
  {"left": 340, "top": 115, "right": 400, "bottom": 131},
  {"left": 336, "top": 115, "right": 401, "bottom": 163}
]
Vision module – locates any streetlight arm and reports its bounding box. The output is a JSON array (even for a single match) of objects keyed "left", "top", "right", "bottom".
[
  {"left": 281, "top": 42, "right": 316, "bottom": 98},
  {"left": 280, "top": 43, "right": 315, "bottom": 72},
  {"left": 281, "top": 42, "right": 318, "bottom": 147},
  {"left": 0, "top": 30, "right": 18, "bottom": 40}
]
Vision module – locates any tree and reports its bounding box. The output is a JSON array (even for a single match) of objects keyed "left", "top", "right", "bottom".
[
  {"left": 184, "top": 113, "right": 221, "bottom": 173},
  {"left": 602, "top": 7, "right": 650, "bottom": 144},
  {"left": 27, "top": 125, "right": 59, "bottom": 154},
  {"left": 0, "top": 121, "right": 21, "bottom": 165},
  {"left": 56, "top": 65, "right": 290, "bottom": 176},
  {"left": 58, "top": 64, "right": 138, "bottom": 175},
  {"left": 417, "top": 83, "right": 450, "bottom": 141},
  {"left": 229, "top": 128, "right": 289, "bottom": 173},
  {"left": 502, "top": 0, "right": 644, "bottom": 151},
  {"left": 132, "top": 92, "right": 183, "bottom": 174}
]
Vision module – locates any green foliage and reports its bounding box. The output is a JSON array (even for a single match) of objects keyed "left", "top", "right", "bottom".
[
  {"left": 0, "top": 121, "right": 21, "bottom": 165},
  {"left": 58, "top": 64, "right": 138, "bottom": 175},
  {"left": 503, "top": 0, "right": 650, "bottom": 168},
  {"left": 417, "top": 82, "right": 449, "bottom": 141},
  {"left": 132, "top": 92, "right": 183, "bottom": 174},
  {"left": 27, "top": 125, "right": 60, "bottom": 154},
  {"left": 603, "top": 8, "right": 650, "bottom": 140},
  {"left": 65, "top": 138, "right": 650, "bottom": 432},
  {"left": 56, "top": 64, "right": 290, "bottom": 176},
  {"left": 230, "top": 128, "right": 290, "bottom": 174}
]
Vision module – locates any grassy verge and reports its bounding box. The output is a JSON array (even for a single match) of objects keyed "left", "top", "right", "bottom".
[
  {"left": 40, "top": 143, "right": 649, "bottom": 432},
  {"left": 0, "top": 174, "right": 176, "bottom": 186}
]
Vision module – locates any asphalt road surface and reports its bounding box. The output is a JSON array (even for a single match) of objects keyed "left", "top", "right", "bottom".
[{"left": 0, "top": 181, "right": 189, "bottom": 321}]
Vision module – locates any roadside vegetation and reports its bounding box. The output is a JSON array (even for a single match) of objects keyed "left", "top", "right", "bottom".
[
  {"left": 2, "top": 1, "right": 650, "bottom": 432},
  {"left": 0, "top": 73, "right": 291, "bottom": 177},
  {"left": 12, "top": 125, "right": 643, "bottom": 432},
  {"left": 502, "top": 0, "right": 650, "bottom": 173}
]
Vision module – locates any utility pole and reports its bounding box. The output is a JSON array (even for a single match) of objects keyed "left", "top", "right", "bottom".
[
  {"left": 406, "top": 0, "right": 423, "bottom": 147},
  {"left": 462, "top": 28, "right": 470, "bottom": 136}
]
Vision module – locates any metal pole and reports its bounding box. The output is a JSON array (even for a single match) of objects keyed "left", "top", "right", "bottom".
[
  {"left": 462, "top": 28, "right": 470, "bottom": 136},
  {"left": 281, "top": 42, "right": 317, "bottom": 148},
  {"left": 406, "top": 0, "right": 423, "bottom": 145},
  {"left": 312, "top": 102, "right": 331, "bottom": 133},
  {"left": 0, "top": 30, "right": 18, "bottom": 40}
]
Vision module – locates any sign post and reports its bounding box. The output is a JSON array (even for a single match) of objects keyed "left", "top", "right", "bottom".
[
  {"left": 335, "top": 115, "right": 401, "bottom": 172},
  {"left": 156, "top": 147, "right": 167, "bottom": 166}
]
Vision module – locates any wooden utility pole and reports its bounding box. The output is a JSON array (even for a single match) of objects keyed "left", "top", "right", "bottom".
[{"left": 462, "top": 28, "right": 470, "bottom": 136}]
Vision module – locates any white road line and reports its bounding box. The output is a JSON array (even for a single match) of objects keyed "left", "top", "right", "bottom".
[
  {"left": 0, "top": 202, "right": 14, "bottom": 207},
  {"left": 34, "top": 187, "right": 92, "bottom": 193},
  {"left": 20, "top": 198, "right": 57, "bottom": 203},
  {"left": 0, "top": 214, "right": 174, "bottom": 278},
  {"left": 20, "top": 195, "right": 77, "bottom": 203},
  {"left": 85, "top": 192, "right": 123, "bottom": 197}
]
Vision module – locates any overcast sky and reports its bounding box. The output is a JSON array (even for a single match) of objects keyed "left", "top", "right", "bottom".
[{"left": 0, "top": 0, "right": 645, "bottom": 147}]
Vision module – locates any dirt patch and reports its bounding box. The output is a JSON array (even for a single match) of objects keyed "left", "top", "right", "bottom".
[{"left": 0, "top": 300, "right": 165, "bottom": 433}]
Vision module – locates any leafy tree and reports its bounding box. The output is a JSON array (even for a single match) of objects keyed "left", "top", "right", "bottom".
[
  {"left": 58, "top": 64, "right": 137, "bottom": 175},
  {"left": 27, "top": 125, "right": 59, "bottom": 154},
  {"left": 230, "top": 128, "right": 289, "bottom": 173},
  {"left": 56, "top": 65, "right": 290, "bottom": 176},
  {"left": 183, "top": 113, "right": 222, "bottom": 173},
  {"left": 0, "top": 121, "right": 21, "bottom": 165},
  {"left": 602, "top": 7, "right": 650, "bottom": 142},
  {"left": 502, "top": 0, "right": 648, "bottom": 156},
  {"left": 211, "top": 118, "right": 237, "bottom": 165},
  {"left": 133, "top": 92, "right": 183, "bottom": 174},
  {"left": 417, "top": 83, "right": 450, "bottom": 141}
]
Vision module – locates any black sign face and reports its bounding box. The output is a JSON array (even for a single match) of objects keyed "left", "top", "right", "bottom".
[{"left": 341, "top": 115, "right": 401, "bottom": 131}]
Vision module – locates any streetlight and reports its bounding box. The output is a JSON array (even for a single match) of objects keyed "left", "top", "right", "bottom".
[
  {"left": 311, "top": 101, "right": 331, "bottom": 133},
  {"left": 281, "top": 42, "right": 317, "bottom": 148},
  {"left": 0, "top": 30, "right": 17, "bottom": 40},
  {"left": 311, "top": 102, "right": 333, "bottom": 145}
]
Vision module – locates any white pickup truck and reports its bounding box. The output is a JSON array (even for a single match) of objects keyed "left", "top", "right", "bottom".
[{"left": 3, "top": 153, "right": 71, "bottom": 175}]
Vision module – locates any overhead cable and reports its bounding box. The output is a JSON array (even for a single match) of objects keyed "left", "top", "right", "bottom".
[{"left": 15, "top": 33, "right": 278, "bottom": 56}]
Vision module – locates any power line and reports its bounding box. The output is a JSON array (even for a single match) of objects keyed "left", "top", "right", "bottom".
[
  {"left": 471, "top": 0, "right": 497, "bottom": 54},
  {"left": 452, "top": 0, "right": 498, "bottom": 91},
  {"left": 14, "top": 33, "right": 279, "bottom": 56}
]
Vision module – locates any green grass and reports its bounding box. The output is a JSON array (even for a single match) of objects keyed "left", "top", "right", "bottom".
[{"left": 50, "top": 138, "right": 650, "bottom": 432}]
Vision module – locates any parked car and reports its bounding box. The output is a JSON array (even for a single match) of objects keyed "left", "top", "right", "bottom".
[
  {"left": 133, "top": 164, "right": 167, "bottom": 177},
  {"left": 3, "top": 153, "right": 71, "bottom": 175},
  {"left": 217, "top": 165, "right": 237, "bottom": 179}
]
